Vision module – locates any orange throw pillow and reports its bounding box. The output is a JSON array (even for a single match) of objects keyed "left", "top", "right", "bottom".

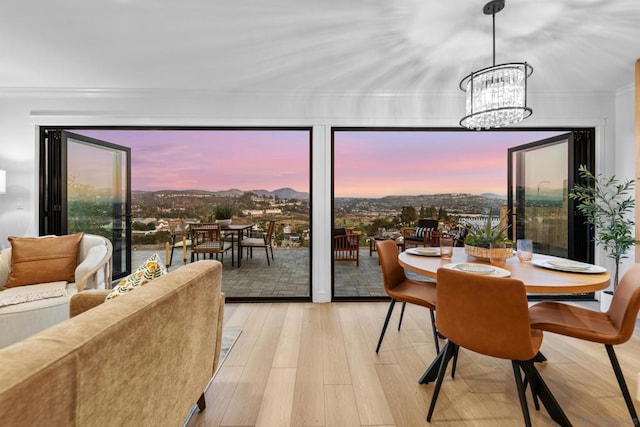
[{"left": 4, "top": 233, "right": 84, "bottom": 288}]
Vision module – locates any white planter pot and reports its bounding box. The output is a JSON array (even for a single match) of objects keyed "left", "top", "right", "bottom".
[
  {"left": 599, "top": 290, "right": 614, "bottom": 312},
  {"left": 216, "top": 219, "right": 232, "bottom": 227}
]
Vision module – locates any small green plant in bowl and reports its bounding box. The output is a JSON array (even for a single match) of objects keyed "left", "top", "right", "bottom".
[
  {"left": 464, "top": 214, "right": 511, "bottom": 248},
  {"left": 464, "top": 214, "right": 513, "bottom": 260},
  {"left": 214, "top": 204, "right": 235, "bottom": 226}
]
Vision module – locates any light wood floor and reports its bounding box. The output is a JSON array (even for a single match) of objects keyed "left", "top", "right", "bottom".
[{"left": 188, "top": 302, "right": 640, "bottom": 427}]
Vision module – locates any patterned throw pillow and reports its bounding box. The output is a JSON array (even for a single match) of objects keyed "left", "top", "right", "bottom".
[
  {"left": 414, "top": 227, "right": 434, "bottom": 239},
  {"left": 105, "top": 253, "right": 166, "bottom": 300}
]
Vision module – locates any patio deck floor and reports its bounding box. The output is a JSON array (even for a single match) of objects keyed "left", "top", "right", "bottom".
[{"left": 132, "top": 245, "right": 407, "bottom": 300}]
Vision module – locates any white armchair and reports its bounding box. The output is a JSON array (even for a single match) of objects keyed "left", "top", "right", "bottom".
[{"left": 0, "top": 233, "right": 112, "bottom": 348}]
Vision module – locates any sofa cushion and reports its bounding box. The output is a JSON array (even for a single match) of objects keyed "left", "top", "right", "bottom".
[
  {"left": 105, "top": 253, "right": 166, "bottom": 300},
  {"left": 4, "top": 233, "right": 84, "bottom": 289}
]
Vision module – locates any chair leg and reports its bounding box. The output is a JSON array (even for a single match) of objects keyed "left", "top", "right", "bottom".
[
  {"left": 376, "top": 299, "right": 396, "bottom": 353},
  {"left": 429, "top": 309, "right": 440, "bottom": 354},
  {"left": 426, "top": 341, "right": 456, "bottom": 422},
  {"left": 521, "top": 368, "right": 540, "bottom": 411},
  {"left": 398, "top": 302, "right": 406, "bottom": 330},
  {"left": 265, "top": 246, "right": 270, "bottom": 266},
  {"left": 197, "top": 392, "right": 206, "bottom": 411},
  {"left": 450, "top": 344, "right": 459, "bottom": 379},
  {"left": 605, "top": 344, "right": 639, "bottom": 425},
  {"left": 522, "top": 360, "right": 572, "bottom": 427},
  {"left": 512, "top": 361, "right": 533, "bottom": 427}
]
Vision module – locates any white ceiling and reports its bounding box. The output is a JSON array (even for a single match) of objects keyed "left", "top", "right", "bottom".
[{"left": 1, "top": 0, "right": 639, "bottom": 94}]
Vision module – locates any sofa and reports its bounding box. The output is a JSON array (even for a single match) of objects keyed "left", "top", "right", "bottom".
[
  {"left": 0, "top": 260, "right": 225, "bottom": 426},
  {"left": 0, "top": 233, "right": 113, "bottom": 348}
]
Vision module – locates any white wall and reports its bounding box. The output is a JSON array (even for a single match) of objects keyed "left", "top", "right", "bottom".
[
  {"left": 613, "top": 83, "right": 637, "bottom": 282},
  {"left": 0, "top": 88, "right": 627, "bottom": 302}
]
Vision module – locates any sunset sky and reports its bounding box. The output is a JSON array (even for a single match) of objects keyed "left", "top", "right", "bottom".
[{"left": 73, "top": 129, "right": 566, "bottom": 198}]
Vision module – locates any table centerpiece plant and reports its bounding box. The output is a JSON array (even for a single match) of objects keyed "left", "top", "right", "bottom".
[
  {"left": 463, "top": 213, "right": 513, "bottom": 260},
  {"left": 569, "top": 165, "right": 635, "bottom": 292},
  {"left": 214, "top": 204, "right": 235, "bottom": 227}
]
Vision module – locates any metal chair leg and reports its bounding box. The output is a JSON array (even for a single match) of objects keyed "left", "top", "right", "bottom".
[
  {"left": 450, "top": 344, "right": 459, "bottom": 379},
  {"left": 398, "top": 302, "right": 407, "bottom": 330},
  {"left": 427, "top": 341, "right": 456, "bottom": 422},
  {"left": 376, "top": 299, "right": 396, "bottom": 353},
  {"left": 429, "top": 309, "right": 440, "bottom": 354},
  {"left": 512, "top": 361, "right": 533, "bottom": 427},
  {"left": 605, "top": 344, "right": 639, "bottom": 425}
]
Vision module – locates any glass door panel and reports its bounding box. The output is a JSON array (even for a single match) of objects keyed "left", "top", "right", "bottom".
[
  {"left": 510, "top": 136, "right": 569, "bottom": 257},
  {"left": 63, "top": 131, "right": 131, "bottom": 279}
]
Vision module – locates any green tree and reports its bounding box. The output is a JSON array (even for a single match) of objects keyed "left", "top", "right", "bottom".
[
  {"left": 400, "top": 206, "right": 418, "bottom": 225},
  {"left": 367, "top": 217, "right": 395, "bottom": 236}
]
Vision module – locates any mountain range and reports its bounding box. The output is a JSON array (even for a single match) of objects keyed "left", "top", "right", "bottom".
[{"left": 133, "top": 187, "right": 309, "bottom": 199}]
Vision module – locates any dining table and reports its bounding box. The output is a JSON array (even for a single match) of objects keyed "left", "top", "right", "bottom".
[
  {"left": 220, "top": 223, "right": 254, "bottom": 267},
  {"left": 399, "top": 247, "right": 610, "bottom": 294},
  {"left": 399, "top": 246, "right": 610, "bottom": 426}
]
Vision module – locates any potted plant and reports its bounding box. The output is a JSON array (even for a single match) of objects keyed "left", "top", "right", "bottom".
[
  {"left": 463, "top": 212, "right": 513, "bottom": 260},
  {"left": 213, "top": 204, "right": 235, "bottom": 227},
  {"left": 569, "top": 165, "right": 635, "bottom": 308}
]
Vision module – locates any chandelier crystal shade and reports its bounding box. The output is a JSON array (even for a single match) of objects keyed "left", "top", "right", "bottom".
[{"left": 459, "top": 0, "right": 533, "bottom": 130}]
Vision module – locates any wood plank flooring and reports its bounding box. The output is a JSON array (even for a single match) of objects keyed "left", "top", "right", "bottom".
[{"left": 187, "top": 302, "right": 640, "bottom": 427}]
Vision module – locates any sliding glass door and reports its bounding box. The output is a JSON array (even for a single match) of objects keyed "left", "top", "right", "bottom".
[
  {"left": 508, "top": 131, "right": 594, "bottom": 262},
  {"left": 40, "top": 130, "right": 132, "bottom": 279}
]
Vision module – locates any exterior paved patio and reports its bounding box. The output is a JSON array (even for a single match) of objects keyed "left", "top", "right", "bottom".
[{"left": 132, "top": 245, "right": 411, "bottom": 300}]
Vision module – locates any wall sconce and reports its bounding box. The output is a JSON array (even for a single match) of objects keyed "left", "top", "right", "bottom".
[{"left": 0, "top": 170, "right": 6, "bottom": 194}]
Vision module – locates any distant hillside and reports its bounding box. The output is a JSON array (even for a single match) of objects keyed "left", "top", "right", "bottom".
[
  {"left": 133, "top": 187, "right": 309, "bottom": 199},
  {"left": 244, "top": 187, "right": 307, "bottom": 199},
  {"left": 480, "top": 192, "right": 507, "bottom": 200},
  {"left": 335, "top": 193, "right": 506, "bottom": 214}
]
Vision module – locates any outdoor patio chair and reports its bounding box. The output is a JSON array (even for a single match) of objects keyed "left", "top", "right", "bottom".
[
  {"left": 190, "top": 223, "right": 232, "bottom": 263},
  {"left": 168, "top": 219, "right": 191, "bottom": 266},
  {"left": 243, "top": 220, "right": 276, "bottom": 266},
  {"left": 403, "top": 219, "right": 440, "bottom": 248},
  {"left": 334, "top": 227, "right": 359, "bottom": 267}
]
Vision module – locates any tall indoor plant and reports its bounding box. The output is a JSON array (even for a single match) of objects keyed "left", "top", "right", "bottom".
[{"left": 569, "top": 165, "right": 635, "bottom": 291}]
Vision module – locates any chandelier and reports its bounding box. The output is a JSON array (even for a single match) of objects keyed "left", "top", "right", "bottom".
[{"left": 459, "top": 0, "right": 533, "bottom": 130}]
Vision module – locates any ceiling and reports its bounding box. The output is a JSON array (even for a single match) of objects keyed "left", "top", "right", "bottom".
[{"left": 1, "top": 0, "right": 639, "bottom": 95}]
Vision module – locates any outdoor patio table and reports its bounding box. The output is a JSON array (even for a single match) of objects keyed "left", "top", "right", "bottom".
[
  {"left": 399, "top": 247, "right": 610, "bottom": 426},
  {"left": 369, "top": 236, "right": 405, "bottom": 256},
  {"left": 221, "top": 224, "right": 254, "bottom": 267}
]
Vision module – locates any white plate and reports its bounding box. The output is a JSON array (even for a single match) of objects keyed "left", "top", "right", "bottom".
[
  {"left": 406, "top": 247, "right": 441, "bottom": 257},
  {"left": 443, "top": 263, "right": 511, "bottom": 278},
  {"left": 531, "top": 259, "right": 607, "bottom": 274}
]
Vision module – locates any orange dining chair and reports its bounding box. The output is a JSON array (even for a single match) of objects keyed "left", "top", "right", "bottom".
[
  {"left": 427, "top": 268, "right": 570, "bottom": 426},
  {"left": 375, "top": 240, "right": 440, "bottom": 354},
  {"left": 529, "top": 263, "right": 640, "bottom": 426}
]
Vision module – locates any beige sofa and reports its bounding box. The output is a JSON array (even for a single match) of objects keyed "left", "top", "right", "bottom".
[
  {"left": 0, "top": 233, "right": 112, "bottom": 348},
  {"left": 0, "top": 260, "right": 224, "bottom": 426}
]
